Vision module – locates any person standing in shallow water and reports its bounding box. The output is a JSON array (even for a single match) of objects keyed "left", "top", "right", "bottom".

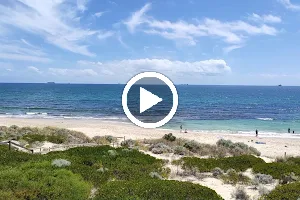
[
  {"left": 180, "top": 125, "right": 183, "bottom": 133},
  {"left": 288, "top": 128, "right": 291, "bottom": 133},
  {"left": 256, "top": 129, "right": 258, "bottom": 137}
]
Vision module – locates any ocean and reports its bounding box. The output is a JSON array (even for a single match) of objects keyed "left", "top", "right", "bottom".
[{"left": 1, "top": 83, "right": 300, "bottom": 136}]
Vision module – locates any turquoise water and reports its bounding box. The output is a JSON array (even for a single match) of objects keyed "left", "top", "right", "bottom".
[{"left": 0, "top": 83, "right": 300, "bottom": 135}]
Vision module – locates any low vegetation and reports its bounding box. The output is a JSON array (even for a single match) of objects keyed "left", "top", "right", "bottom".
[
  {"left": 95, "top": 180, "right": 223, "bottom": 200},
  {"left": 1, "top": 128, "right": 300, "bottom": 199},
  {"left": 262, "top": 182, "right": 300, "bottom": 200},
  {"left": 143, "top": 135, "right": 261, "bottom": 158},
  {"left": 221, "top": 169, "right": 251, "bottom": 185},
  {"left": 0, "top": 125, "right": 90, "bottom": 145},
  {"left": 0, "top": 144, "right": 223, "bottom": 200},
  {"left": 180, "top": 155, "right": 265, "bottom": 172},
  {"left": 253, "top": 162, "right": 300, "bottom": 179},
  {"left": 231, "top": 186, "right": 250, "bottom": 200}
]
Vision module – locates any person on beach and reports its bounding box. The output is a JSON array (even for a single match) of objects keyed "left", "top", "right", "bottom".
[
  {"left": 180, "top": 125, "right": 183, "bottom": 133},
  {"left": 255, "top": 129, "right": 258, "bottom": 137},
  {"left": 293, "top": 130, "right": 295, "bottom": 134},
  {"left": 184, "top": 129, "right": 188, "bottom": 133},
  {"left": 288, "top": 128, "right": 291, "bottom": 133}
]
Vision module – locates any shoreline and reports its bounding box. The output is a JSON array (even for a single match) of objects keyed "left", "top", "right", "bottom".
[
  {"left": 1, "top": 117, "right": 300, "bottom": 158},
  {"left": 1, "top": 115, "right": 300, "bottom": 137}
]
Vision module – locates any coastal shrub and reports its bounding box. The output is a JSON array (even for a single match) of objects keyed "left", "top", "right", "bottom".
[
  {"left": 163, "top": 133, "right": 176, "bottom": 142},
  {"left": 95, "top": 180, "right": 223, "bottom": 200},
  {"left": 149, "top": 143, "right": 173, "bottom": 154},
  {"left": 221, "top": 170, "right": 251, "bottom": 185},
  {"left": 0, "top": 126, "right": 90, "bottom": 144},
  {"left": 217, "top": 139, "right": 261, "bottom": 156},
  {"left": 174, "top": 145, "right": 187, "bottom": 155},
  {"left": 0, "top": 145, "right": 165, "bottom": 188},
  {"left": 212, "top": 167, "right": 224, "bottom": 177},
  {"left": 183, "top": 140, "right": 202, "bottom": 153},
  {"left": 0, "top": 145, "right": 37, "bottom": 166},
  {"left": 93, "top": 136, "right": 111, "bottom": 145},
  {"left": 0, "top": 164, "right": 91, "bottom": 200},
  {"left": 22, "top": 134, "right": 47, "bottom": 143},
  {"left": 181, "top": 155, "right": 265, "bottom": 173},
  {"left": 280, "top": 172, "right": 299, "bottom": 184},
  {"left": 258, "top": 185, "right": 270, "bottom": 196},
  {"left": 107, "top": 149, "right": 118, "bottom": 157},
  {"left": 231, "top": 186, "right": 249, "bottom": 200},
  {"left": 51, "top": 159, "right": 71, "bottom": 167},
  {"left": 121, "top": 139, "right": 135, "bottom": 147},
  {"left": 217, "top": 139, "right": 234, "bottom": 148},
  {"left": 149, "top": 172, "right": 163, "bottom": 180},
  {"left": 249, "top": 147, "right": 261, "bottom": 156},
  {"left": 253, "top": 162, "right": 300, "bottom": 179},
  {"left": 262, "top": 182, "right": 300, "bottom": 200},
  {"left": 254, "top": 173, "right": 274, "bottom": 184}
]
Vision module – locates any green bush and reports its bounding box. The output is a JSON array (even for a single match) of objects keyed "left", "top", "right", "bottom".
[
  {"left": 262, "top": 182, "right": 300, "bottom": 200},
  {"left": 121, "top": 139, "right": 135, "bottom": 147},
  {"left": 149, "top": 143, "right": 173, "bottom": 154},
  {"left": 95, "top": 180, "right": 223, "bottom": 200},
  {"left": 181, "top": 155, "right": 265, "bottom": 172},
  {"left": 253, "top": 162, "right": 300, "bottom": 179},
  {"left": 163, "top": 133, "right": 176, "bottom": 142},
  {"left": 221, "top": 170, "right": 251, "bottom": 185},
  {"left": 174, "top": 146, "right": 187, "bottom": 155},
  {"left": 0, "top": 162, "right": 91, "bottom": 200}
]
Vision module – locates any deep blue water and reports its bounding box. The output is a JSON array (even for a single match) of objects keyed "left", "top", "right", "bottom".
[{"left": 1, "top": 83, "right": 300, "bottom": 134}]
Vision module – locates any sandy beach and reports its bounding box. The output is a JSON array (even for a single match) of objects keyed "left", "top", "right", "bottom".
[{"left": 1, "top": 117, "right": 299, "bottom": 159}]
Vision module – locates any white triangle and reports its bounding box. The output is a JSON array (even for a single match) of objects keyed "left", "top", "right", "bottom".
[{"left": 140, "top": 87, "right": 163, "bottom": 114}]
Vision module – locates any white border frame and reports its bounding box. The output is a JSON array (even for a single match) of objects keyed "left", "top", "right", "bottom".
[{"left": 122, "top": 72, "right": 178, "bottom": 129}]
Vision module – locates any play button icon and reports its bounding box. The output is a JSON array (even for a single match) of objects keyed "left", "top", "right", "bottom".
[
  {"left": 140, "top": 87, "right": 162, "bottom": 113},
  {"left": 122, "top": 72, "right": 178, "bottom": 129}
]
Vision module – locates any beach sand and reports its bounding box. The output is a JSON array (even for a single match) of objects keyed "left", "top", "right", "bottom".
[{"left": 0, "top": 117, "right": 299, "bottom": 159}]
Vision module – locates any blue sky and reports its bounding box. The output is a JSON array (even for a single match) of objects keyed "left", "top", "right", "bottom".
[{"left": 0, "top": 0, "right": 300, "bottom": 85}]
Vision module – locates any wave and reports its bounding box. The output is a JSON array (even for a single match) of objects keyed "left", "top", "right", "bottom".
[
  {"left": 26, "top": 112, "right": 48, "bottom": 116},
  {"left": 256, "top": 118, "right": 274, "bottom": 121},
  {"left": 0, "top": 113, "right": 127, "bottom": 121}
]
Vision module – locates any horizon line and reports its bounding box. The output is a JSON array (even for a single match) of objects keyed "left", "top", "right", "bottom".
[{"left": 0, "top": 82, "right": 298, "bottom": 87}]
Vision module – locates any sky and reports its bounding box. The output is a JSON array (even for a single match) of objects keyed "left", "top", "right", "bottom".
[{"left": 0, "top": 0, "right": 300, "bottom": 85}]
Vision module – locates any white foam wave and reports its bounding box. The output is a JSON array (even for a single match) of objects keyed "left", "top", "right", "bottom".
[
  {"left": 26, "top": 112, "right": 48, "bottom": 116},
  {"left": 256, "top": 118, "right": 274, "bottom": 121}
]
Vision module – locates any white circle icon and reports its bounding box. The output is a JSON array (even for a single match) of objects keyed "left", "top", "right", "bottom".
[{"left": 122, "top": 72, "right": 178, "bottom": 129}]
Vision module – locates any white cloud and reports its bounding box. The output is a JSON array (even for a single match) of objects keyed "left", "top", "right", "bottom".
[
  {"left": 0, "top": 39, "right": 51, "bottom": 62},
  {"left": 124, "top": 3, "right": 151, "bottom": 33},
  {"left": 249, "top": 13, "right": 282, "bottom": 23},
  {"left": 278, "top": 0, "right": 300, "bottom": 10},
  {"left": 108, "top": 1, "right": 117, "bottom": 6},
  {"left": 0, "top": 62, "right": 13, "bottom": 72},
  {"left": 258, "top": 73, "right": 300, "bottom": 78},
  {"left": 94, "top": 11, "right": 106, "bottom": 18},
  {"left": 223, "top": 45, "right": 244, "bottom": 54},
  {"left": 77, "top": 0, "right": 89, "bottom": 12},
  {"left": 0, "top": 53, "right": 50, "bottom": 63},
  {"left": 124, "top": 3, "right": 279, "bottom": 46},
  {"left": 98, "top": 31, "right": 114, "bottom": 40},
  {"left": 77, "top": 58, "right": 231, "bottom": 76},
  {"left": 49, "top": 68, "right": 98, "bottom": 77},
  {"left": 0, "top": 0, "right": 102, "bottom": 57},
  {"left": 28, "top": 66, "right": 42, "bottom": 74}
]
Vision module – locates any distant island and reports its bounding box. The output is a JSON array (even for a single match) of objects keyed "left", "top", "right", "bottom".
[
  {"left": 278, "top": 84, "right": 282, "bottom": 87},
  {"left": 47, "top": 82, "right": 55, "bottom": 84}
]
